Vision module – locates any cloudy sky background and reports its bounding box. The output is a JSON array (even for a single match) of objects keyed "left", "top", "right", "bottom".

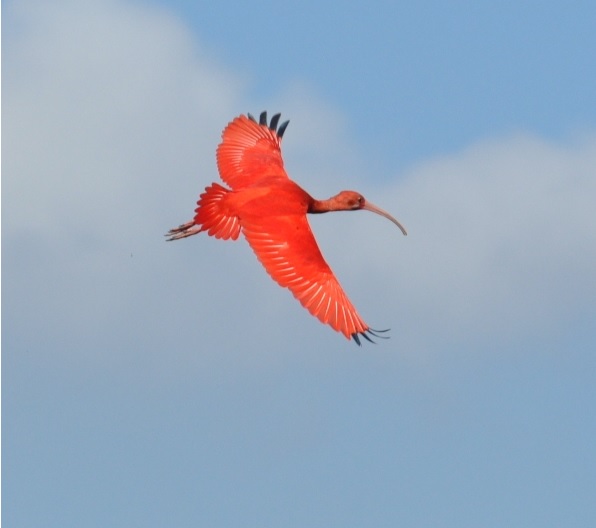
[{"left": 4, "top": 0, "right": 596, "bottom": 526}]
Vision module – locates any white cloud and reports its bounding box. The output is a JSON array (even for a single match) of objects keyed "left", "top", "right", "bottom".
[
  {"left": 335, "top": 134, "right": 596, "bottom": 356},
  {"left": 3, "top": 0, "right": 251, "bottom": 370},
  {"left": 4, "top": 0, "right": 245, "bottom": 237},
  {"left": 4, "top": 0, "right": 596, "bottom": 378}
]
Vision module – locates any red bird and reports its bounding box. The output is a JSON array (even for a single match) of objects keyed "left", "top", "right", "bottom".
[{"left": 167, "top": 111, "right": 407, "bottom": 344}]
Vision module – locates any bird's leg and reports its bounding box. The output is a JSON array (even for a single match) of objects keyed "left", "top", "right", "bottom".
[{"left": 165, "top": 221, "right": 202, "bottom": 241}]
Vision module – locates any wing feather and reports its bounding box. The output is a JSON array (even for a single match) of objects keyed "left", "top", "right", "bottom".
[
  {"left": 217, "top": 114, "right": 288, "bottom": 190},
  {"left": 242, "top": 214, "right": 369, "bottom": 340}
]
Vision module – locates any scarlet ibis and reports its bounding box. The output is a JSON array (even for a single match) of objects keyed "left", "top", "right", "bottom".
[{"left": 167, "top": 111, "right": 407, "bottom": 344}]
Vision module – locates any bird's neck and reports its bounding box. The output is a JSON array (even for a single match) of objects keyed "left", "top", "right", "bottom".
[
  {"left": 308, "top": 196, "right": 342, "bottom": 214},
  {"left": 309, "top": 199, "right": 330, "bottom": 214}
]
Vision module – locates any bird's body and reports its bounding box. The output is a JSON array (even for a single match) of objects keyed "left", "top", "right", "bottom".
[{"left": 167, "top": 112, "right": 406, "bottom": 344}]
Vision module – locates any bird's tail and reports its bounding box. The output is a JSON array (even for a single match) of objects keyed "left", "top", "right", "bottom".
[{"left": 166, "top": 183, "right": 241, "bottom": 241}]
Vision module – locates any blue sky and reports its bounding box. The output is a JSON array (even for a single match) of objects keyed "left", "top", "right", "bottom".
[{"left": 3, "top": 0, "right": 596, "bottom": 526}]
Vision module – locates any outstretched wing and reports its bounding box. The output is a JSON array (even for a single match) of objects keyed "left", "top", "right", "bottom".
[
  {"left": 216, "top": 111, "right": 290, "bottom": 190},
  {"left": 242, "top": 213, "right": 378, "bottom": 343}
]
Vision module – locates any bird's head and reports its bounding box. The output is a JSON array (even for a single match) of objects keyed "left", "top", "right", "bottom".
[{"left": 334, "top": 190, "right": 407, "bottom": 236}]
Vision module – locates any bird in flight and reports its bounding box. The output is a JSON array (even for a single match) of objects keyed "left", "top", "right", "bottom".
[{"left": 167, "top": 111, "right": 407, "bottom": 344}]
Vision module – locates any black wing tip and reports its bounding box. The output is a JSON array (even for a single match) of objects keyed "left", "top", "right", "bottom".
[
  {"left": 352, "top": 328, "right": 390, "bottom": 346},
  {"left": 277, "top": 120, "right": 290, "bottom": 138},
  {"left": 247, "top": 110, "right": 289, "bottom": 139},
  {"left": 269, "top": 113, "right": 281, "bottom": 131}
]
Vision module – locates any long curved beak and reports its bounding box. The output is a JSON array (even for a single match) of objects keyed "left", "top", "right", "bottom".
[{"left": 362, "top": 201, "right": 407, "bottom": 236}]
